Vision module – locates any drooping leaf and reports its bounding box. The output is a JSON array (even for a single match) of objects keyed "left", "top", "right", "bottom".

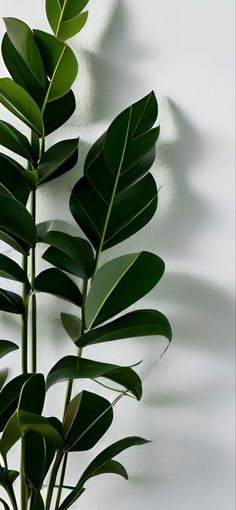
[
  {"left": 46, "top": 0, "right": 89, "bottom": 41},
  {"left": 1, "top": 33, "right": 45, "bottom": 107},
  {"left": 0, "top": 120, "right": 33, "bottom": 161},
  {"left": 37, "top": 138, "right": 79, "bottom": 184},
  {"left": 57, "top": 487, "right": 85, "bottom": 510},
  {"left": 77, "top": 309, "right": 172, "bottom": 348},
  {"left": 46, "top": 356, "right": 142, "bottom": 399},
  {"left": 0, "top": 78, "right": 43, "bottom": 135},
  {"left": 89, "top": 459, "right": 128, "bottom": 479},
  {"left": 34, "top": 30, "right": 78, "bottom": 102},
  {"left": 41, "top": 231, "right": 94, "bottom": 278},
  {"left": 70, "top": 92, "right": 159, "bottom": 252},
  {"left": 61, "top": 313, "right": 81, "bottom": 341},
  {"left": 0, "top": 230, "right": 29, "bottom": 255},
  {"left": 24, "top": 432, "right": 46, "bottom": 491},
  {"left": 85, "top": 251, "right": 165, "bottom": 328},
  {"left": 0, "top": 195, "right": 37, "bottom": 249},
  {"left": 0, "top": 154, "right": 31, "bottom": 205},
  {"left": 0, "top": 374, "right": 32, "bottom": 431},
  {"left": 63, "top": 390, "right": 113, "bottom": 452},
  {"left": 0, "top": 370, "right": 8, "bottom": 392},
  {"left": 0, "top": 254, "right": 28, "bottom": 283},
  {"left": 35, "top": 268, "right": 82, "bottom": 306},
  {"left": 0, "top": 467, "right": 19, "bottom": 500},
  {"left": 3, "top": 18, "right": 47, "bottom": 89},
  {"left": 43, "top": 90, "right": 76, "bottom": 135},
  {"left": 0, "top": 340, "right": 18, "bottom": 359},
  {"left": 0, "top": 289, "right": 24, "bottom": 315}
]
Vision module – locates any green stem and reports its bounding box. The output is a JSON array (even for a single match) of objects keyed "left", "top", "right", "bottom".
[
  {"left": 46, "top": 452, "right": 63, "bottom": 510},
  {"left": 21, "top": 255, "right": 28, "bottom": 375},
  {"left": 30, "top": 189, "right": 37, "bottom": 373},
  {"left": 54, "top": 279, "right": 88, "bottom": 509}
]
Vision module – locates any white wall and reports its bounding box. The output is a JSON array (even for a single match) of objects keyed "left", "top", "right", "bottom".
[{"left": 0, "top": 1, "right": 235, "bottom": 509}]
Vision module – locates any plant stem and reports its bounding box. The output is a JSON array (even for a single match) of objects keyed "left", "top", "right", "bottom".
[
  {"left": 21, "top": 255, "right": 29, "bottom": 375},
  {"left": 45, "top": 452, "right": 63, "bottom": 510},
  {"left": 54, "top": 279, "right": 88, "bottom": 509},
  {"left": 30, "top": 188, "right": 37, "bottom": 373}
]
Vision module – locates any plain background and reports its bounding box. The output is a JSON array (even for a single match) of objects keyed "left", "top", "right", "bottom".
[{"left": 0, "top": 0, "right": 235, "bottom": 509}]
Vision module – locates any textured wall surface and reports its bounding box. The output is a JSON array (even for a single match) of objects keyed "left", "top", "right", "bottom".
[{"left": 0, "top": 1, "right": 235, "bottom": 509}]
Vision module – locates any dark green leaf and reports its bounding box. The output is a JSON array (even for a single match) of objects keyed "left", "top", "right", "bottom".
[
  {"left": 0, "top": 195, "right": 37, "bottom": 248},
  {"left": 0, "top": 254, "right": 28, "bottom": 283},
  {"left": 0, "top": 374, "right": 32, "bottom": 431},
  {"left": 24, "top": 432, "right": 46, "bottom": 491},
  {"left": 0, "top": 340, "right": 18, "bottom": 359},
  {"left": 77, "top": 309, "right": 172, "bottom": 347},
  {"left": 0, "top": 370, "right": 8, "bottom": 392},
  {"left": 0, "top": 78, "right": 43, "bottom": 136},
  {"left": 46, "top": 0, "right": 89, "bottom": 41},
  {"left": 0, "top": 289, "right": 24, "bottom": 314},
  {"left": 1, "top": 33, "right": 45, "bottom": 107},
  {"left": 41, "top": 231, "right": 94, "bottom": 278},
  {"left": 38, "top": 138, "right": 79, "bottom": 184},
  {"left": 19, "top": 374, "right": 45, "bottom": 415},
  {"left": 63, "top": 390, "right": 113, "bottom": 451},
  {"left": 43, "top": 90, "right": 75, "bottom": 135},
  {"left": 29, "top": 492, "right": 45, "bottom": 510},
  {"left": 34, "top": 30, "right": 78, "bottom": 102},
  {"left": 46, "top": 356, "right": 142, "bottom": 399},
  {"left": 35, "top": 268, "right": 82, "bottom": 306},
  {"left": 61, "top": 313, "right": 81, "bottom": 341},
  {"left": 0, "top": 120, "right": 33, "bottom": 161},
  {"left": 85, "top": 252, "right": 165, "bottom": 328},
  {"left": 0, "top": 467, "right": 19, "bottom": 493},
  {"left": 0, "top": 230, "right": 29, "bottom": 255},
  {"left": 88, "top": 459, "right": 128, "bottom": 479},
  {"left": 0, "top": 153, "right": 31, "bottom": 205},
  {"left": 3, "top": 18, "right": 47, "bottom": 89},
  {"left": 58, "top": 487, "right": 85, "bottom": 510},
  {"left": 0, "top": 498, "right": 10, "bottom": 510}
]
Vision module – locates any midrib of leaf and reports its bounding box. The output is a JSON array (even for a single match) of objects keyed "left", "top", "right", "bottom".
[
  {"left": 0, "top": 290, "right": 19, "bottom": 311},
  {"left": 88, "top": 253, "right": 140, "bottom": 329},
  {"left": 41, "top": 46, "right": 66, "bottom": 117},
  {"left": 94, "top": 108, "right": 132, "bottom": 273},
  {"left": 39, "top": 141, "right": 77, "bottom": 182},
  {"left": 129, "top": 94, "right": 152, "bottom": 139},
  {"left": 0, "top": 93, "right": 37, "bottom": 133},
  {"left": 55, "top": 0, "right": 69, "bottom": 37}
]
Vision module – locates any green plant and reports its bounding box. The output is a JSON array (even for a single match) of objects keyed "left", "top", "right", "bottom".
[{"left": 0, "top": 1, "right": 172, "bottom": 509}]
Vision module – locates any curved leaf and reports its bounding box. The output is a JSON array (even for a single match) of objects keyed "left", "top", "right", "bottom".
[
  {"left": 61, "top": 313, "right": 81, "bottom": 341},
  {"left": 35, "top": 268, "right": 82, "bottom": 306},
  {"left": 0, "top": 289, "right": 24, "bottom": 315},
  {"left": 34, "top": 30, "right": 78, "bottom": 102},
  {"left": 70, "top": 92, "right": 159, "bottom": 252},
  {"left": 63, "top": 390, "right": 113, "bottom": 452},
  {"left": 0, "top": 153, "right": 31, "bottom": 205},
  {"left": 3, "top": 18, "right": 47, "bottom": 89},
  {"left": 0, "top": 121, "right": 33, "bottom": 161},
  {"left": 0, "top": 498, "right": 10, "bottom": 510},
  {"left": 38, "top": 138, "right": 79, "bottom": 184},
  {"left": 85, "top": 251, "right": 165, "bottom": 328},
  {"left": 19, "top": 374, "right": 45, "bottom": 415},
  {"left": 0, "top": 374, "right": 32, "bottom": 432},
  {"left": 43, "top": 90, "right": 76, "bottom": 135},
  {"left": 0, "top": 340, "right": 18, "bottom": 360},
  {"left": 46, "top": 0, "right": 89, "bottom": 40},
  {"left": 77, "top": 309, "right": 172, "bottom": 348},
  {"left": 0, "top": 230, "right": 29, "bottom": 255},
  {"left": 41, "top": 231, "right": 94, "bottom": 278},
  {"left": 24, "top": 432, "right": 46, "bottom": 492},
  {"left": 46, "top": 356, "right": 142, "bottom": 399},
  {"left": 0, "top": 78, "right": 43, "bottom": 135},
  {"left": 58, "top": 487, "right": 85, "bottom": 510},
  {"left": 0, "top": 254, "right": 28, "bottom": 283},
  {"left": 0, "top": 195, "right": 37, "bottom": 248},
  {"left": 0, "top": 370, "right": 8, "bottom": 392}
]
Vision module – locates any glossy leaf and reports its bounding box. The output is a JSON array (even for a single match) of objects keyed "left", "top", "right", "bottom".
[
  {"left": 0, "top": 340, "right": 18, "bottom": 359},
  {"left": 63, "top": 390, "right": 113, "bottom": 451},
  {"left": 0, "top": 370, "right": 8, "bottom": 392},
  {"left": 0, "top": 467, "right": 19, "bottom": 502},
  {"left": 24, "top": 432, "right": 46, "bottom": 491},
  {"left": 34, "top": 30, "right": 78, "bottom": 102},
  {"left": 19, "top": 374, "right": 45, "bottom": 414},
  {"left": 41, "top": 231, "right": 94, "bottom": 278},
  {"left": 0, "top": 254, "right": 28, "bottom": 283},
  {"left": 61, "top": 313, "right": 81, "bottom": 341},
  {"left": 85, "top": 251, "right": 165, "bottom": 328},
  {"left": 91, "top": 459, "right": 128, "bottom": 479},
  {"left": 70, "top": 92, "right": 159, "bottom": 251},
  {"left": 0, "top": 195, "right": 37, "bottom": 248},
  {"left": 77, "top": 309, "right": 172, "bottom": 347},
  {"left": 0, "top": 230, "right": 29, "bottom": 255},
  {"left": 0, "top": 153, "right": 31, "bottom": 205},
  {"left": 1, "top": 33, "right": 45, "bottom": 107},
  {"left": 0, "top": 374, "right": 32, "bottom": 431},
  {"left": 3, "top": 18, "right": 47, "bottom": 89},
  {"left": 0, "top": 120, "right": 33, "bottom": 161},
  {"left": 37, "top": 138, "right": 79, "bottom": 184},
  {"left": 46, "top": 356, "right": 142, "bottom": 399},
  {"left": 0, "top": 289, "right": 24, "bottom": 315},
  {"left": 35, "top": 268, "right": 82, "bottom": 306},
  {"left": 43, "top": 90, "right": 76, "bottom": 135},
  {"left": 46, "top": 0, "right": 89, "bottom": 41},
  {"left": 0, "top": 78, "right": 43, "bottom": 135}
]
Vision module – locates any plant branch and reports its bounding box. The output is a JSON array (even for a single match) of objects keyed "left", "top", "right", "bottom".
[
  {"left": 46, "top": 452, "right": 63, "bottom": 510},
  {"left": 30, "top": 188, "right": 37, "bottom": 373}
]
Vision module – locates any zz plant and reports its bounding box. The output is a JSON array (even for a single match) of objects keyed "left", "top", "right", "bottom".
[{"left": 0, "top": 1, "right": 172, "bottom": 509}]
